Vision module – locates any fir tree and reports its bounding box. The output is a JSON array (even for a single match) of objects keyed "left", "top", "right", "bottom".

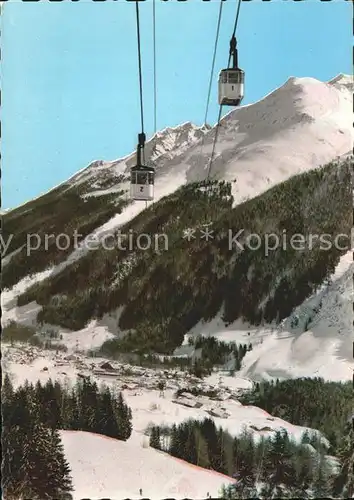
[
  {"left": 169, "top": 424, "right": 183, "bottom": 458},
  {"left": 115, "top": 391, "right": 133, "bottom": 440},
  {"left": 183, "top": 422, "right": 198, "bottom": 465},
  {"left": 265, "top": 430, "right": 294, "bottom": 492},
  {"left": 292, "top": 442, "right": 315, "bottom": 496},
  {"left": 46, "top": 428, "right": 73, "bottom": 499},
  {"left": 45, "top": 379, "right": 63, "bottom": 429},
  {"left": 96, "top": 386, "right": 119, "bottom": 437},
  {"left": 2, "top": 373, "right": 14, "bottom": 402},
  {"left": 333, "top": 418, "right": 354, "bottom": 498},
  {"left": 78, "top": 378, "right": 99, "bottom": 431},
  {"left": 200, "top": 418, "right": 219, "bottom": 471},
  {"left": 149, "top": 426, "right": 161, "bottom": 450},
  {"left": 312, "top": 451, "right": 333, "bottom": 498},
  {"left": 2, "top": 383, "right": 73, "bottom": 499},
  {"left": 233, "top": 432, "right": 256, "bottom": 498},
  {"left": 194, "top": 427, "right": 210, "bottom": 469}
]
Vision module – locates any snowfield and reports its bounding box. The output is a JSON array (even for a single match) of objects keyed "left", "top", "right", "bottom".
[
  {"left": 177, "top": 251, "right": 354, "bottom": 382},
  {"left": 60, "top": 430, "right": 233, "bottom": 500}
]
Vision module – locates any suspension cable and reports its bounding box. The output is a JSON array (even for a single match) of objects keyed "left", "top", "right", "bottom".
[
  {"left": 204, "top": 0, "right": 224, "bottom": 126},
  {"left": 231, "top": 0, "right": 242, "bottom": 40},
  {"left": 136, "top": 1, "right": 145, "bottom": 135},
  {"left": 153, "top": 0, "right": 157, "bottom": 134},
  {"left": 206, "top": 105, "right": 223, "bottom": 180},
  {"left": 197, "top": 0, "right": 224, "bottom": 177},
  {"left": 206, "top": 0, "right": 242, "bottom": 181}
]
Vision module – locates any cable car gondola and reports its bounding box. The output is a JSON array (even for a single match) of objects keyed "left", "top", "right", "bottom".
[
  {"left": 218, "top": 34, "right": 244, "bottom": 107},
  {"left": 130, "top": 133, "right": 155, "bottom": 201}
]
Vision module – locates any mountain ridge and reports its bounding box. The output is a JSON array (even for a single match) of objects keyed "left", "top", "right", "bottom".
[{"left": 5, "top": 73, "right": 351, "bottom": 215}]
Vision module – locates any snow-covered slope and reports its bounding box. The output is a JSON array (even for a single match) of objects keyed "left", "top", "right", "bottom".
[
  {"left": 201, "top": 74, "right": 352, "bottom": 204},
  {"left": 66, "top": 73, "right": 353, "bottom": 224},
  {"left": 60, "top": 430, "right": 233, "bottom": 500},
  {"left": 179, "top": 251, "right": 353, "bottom": 382},
  {"left": 239, "top": 250, "right": 353, "bottom": 382}
]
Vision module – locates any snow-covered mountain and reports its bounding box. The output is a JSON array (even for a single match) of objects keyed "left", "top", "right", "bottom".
[
  {"left": 69, "top": 73, "right": 352, "bottom": 206},
  {"left": 2, "top": 73, "right": 352, "bottom": 366},
  {"left": 57, "top": 72, "right": 353, "bottom": 223},
  {"left": 2, "top": 73, "right": 353, "bottom": 500},
  {"left": 4, "top": 73, "right": 352, "bottom": 259},
  {"left": 4, "top": 74, "right": 352, "bottom": 281},
  {"left": 3, "top": 341, "right": 336, "bottom": 499}
]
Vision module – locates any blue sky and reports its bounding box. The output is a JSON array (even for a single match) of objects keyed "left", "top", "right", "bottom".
[{"left": 2, "top": 0, "right": 351, "bottom": 209}]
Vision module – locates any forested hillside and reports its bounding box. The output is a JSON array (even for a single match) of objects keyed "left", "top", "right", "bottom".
[{"left": 16, "top": 158, "right": 351, "bottom": 353}]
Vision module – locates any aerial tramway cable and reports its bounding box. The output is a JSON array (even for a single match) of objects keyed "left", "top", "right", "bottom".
[
  {"left": 130, "top": 1, "right": 155, "bottom": 202},
  {"left": 197, "top": 0, "right": 224, "bottom": 172},
  {"left": 136, "top": 0, "right": 145, "bottom": 137},
  {"left": 206, "top": 0, "right": 242, "bottom": 181},
  {"left": 204, "top": 0, "right": 224, "bottom": 126},
  {"left": 153, "top": 0, "right": 157, "bottom": 134}
]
